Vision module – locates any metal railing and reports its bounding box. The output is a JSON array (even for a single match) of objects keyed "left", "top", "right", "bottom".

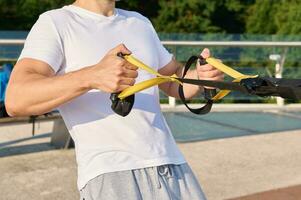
[
  {"left": 2, "top": 39, "right": 301, "bottom": 106},
  {"left": 2, "top": 39, "right": 300, "bottom": 46},
  {"left": 162, "top": 41, "right": 301, "bottom": 47}
]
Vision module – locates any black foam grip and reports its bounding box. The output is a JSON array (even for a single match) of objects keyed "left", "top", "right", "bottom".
[
  {"left": 110, "top": 52, "right": 135, "bottom": 117},
  {"left": 110, "top": 93, "right": 135, "bottom": 117}
]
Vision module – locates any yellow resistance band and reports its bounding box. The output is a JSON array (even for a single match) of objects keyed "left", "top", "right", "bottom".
[{"left": 118, "top": 55, "right": 257, "bottom": 100}]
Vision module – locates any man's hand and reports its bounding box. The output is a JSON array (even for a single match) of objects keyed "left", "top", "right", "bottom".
[
  {"left": 197, "top": 48, "right": 224, "bottom": 88},
  {"left": 87, "top": 44, "right": 138, "bottom": 93}
]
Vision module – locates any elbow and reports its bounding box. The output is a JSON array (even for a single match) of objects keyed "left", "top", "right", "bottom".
[
  {"left": 5, "top": 92, "right": 30, "bottom": 117},
  {"left": 5, "top": 96, "right": 48, "bottom": 117},
  {"left": 5, "top": 99, "right": 23, "bottom": 117},
  {"left": 5, "top": 85, "right": 31, "bottom": 117}
]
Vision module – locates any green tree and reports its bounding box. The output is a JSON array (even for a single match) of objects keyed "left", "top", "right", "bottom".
[
  {"left": 246, "top": 0, "right": 279, "bottom": 34},
  {"left": 117, "top": 0, "right": 160, "bottom": 20},
  {"left": 275, "top": 1, "right": 301, "bottom": 34},
  {"left": 246, "top": 0, "right": 301, "bottom": 35},
  {"left": 153, "top": 0, "right": 253, "bottom": 33},
  {"left": 0, "top": 0, "right": 158, "bottom": 30},
  {"left": 0, "top": 0, "right": 73, "bottom": 30},
  {"left": 154, "top": 0, "right": 222, "bottom": 33}
]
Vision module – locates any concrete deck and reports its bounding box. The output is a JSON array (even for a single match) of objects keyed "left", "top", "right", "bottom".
[{"left": 1, "top": 121, "right": 301, "bottom": 200}]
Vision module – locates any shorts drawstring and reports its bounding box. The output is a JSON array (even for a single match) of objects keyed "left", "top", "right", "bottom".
[
  {"left": 154, "top": 166, "right": 161, "bottom": 189},
  {"left": 155, "top": 165, "right": 174, "bottom": 189}
]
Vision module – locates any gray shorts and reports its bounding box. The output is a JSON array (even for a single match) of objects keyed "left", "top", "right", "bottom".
[{"left": 80, "top": 163, "right": 207, "bottom": 200}]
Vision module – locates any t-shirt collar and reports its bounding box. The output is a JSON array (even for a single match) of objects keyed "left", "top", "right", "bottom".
[{"left": 64, "top": 5, "right": 120, "bottom": 21}]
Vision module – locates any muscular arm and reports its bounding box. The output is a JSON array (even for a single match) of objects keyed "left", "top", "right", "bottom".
[
  {"left": 5, "top": 59, "right": 91, "bottom": 116},
  {"left": 5, "top": 44, "right": 137, "bottom": 117}
]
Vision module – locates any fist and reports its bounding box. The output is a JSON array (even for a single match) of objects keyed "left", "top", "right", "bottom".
[
  {"left": 196, "top": 48, "right": 224, "bottom": 88},
  {"left": 89, "top": 44, "right": 138, "bottom": 93}
]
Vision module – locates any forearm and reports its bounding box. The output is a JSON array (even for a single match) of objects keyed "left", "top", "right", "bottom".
[
  {"left": 161, "top": 65, "right": 204, "bottom": 99},
  {"left": 5, "top": 67, "right": 91, "bottom": 117}
]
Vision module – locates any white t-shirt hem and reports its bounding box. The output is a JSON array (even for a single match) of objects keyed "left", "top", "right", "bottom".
[{"left": 78, "top": 157, "right": 187, "bottom": 190}]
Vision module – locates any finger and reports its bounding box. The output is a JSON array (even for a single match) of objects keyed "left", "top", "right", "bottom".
[
  {"left": 109, "top": 43, "right": 132, "bottom": 56},
  {"left": 119, "top": 77, "right": 136, "bottom": 86},
  {"left": 200, "top": 48, "right": 210, "bottom": 59},
  {"left": 123, "top": 62, "right": 138, "bottom": 70},
  {"left": 123, "top": 69, "right": 138, "bottom": 78},
  {"left": 199, "top": 69, "right": 223, "bottom": 78},
  {"left": 117, "top": 84, "right": 134, "bottom": 92},
  {"left": 197, "top": 64, "right": 215, "bottom": 72}
]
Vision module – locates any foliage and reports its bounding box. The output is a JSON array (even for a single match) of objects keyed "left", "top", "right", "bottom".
[
  {"left": 0, "top": 0, "right": 73, "bottom": 30},
  {"left": 1, "top": 0, "right": 301, "bottom": 35},
  {"left": 246, "top": 0, "right": 301, "bottom": 35},
  {"left": 153, "top": 0, "right": 254, "bottom": 33}
]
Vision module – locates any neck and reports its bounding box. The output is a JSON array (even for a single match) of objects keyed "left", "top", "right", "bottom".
[{"left": 73, "top": 0, "right": 116, "bottom": 16}]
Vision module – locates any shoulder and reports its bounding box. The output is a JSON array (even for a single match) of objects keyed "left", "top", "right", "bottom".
[
  {"left": 117, "top": 9, "right": 152, "bottom": 25},
  {"left": 39, "top": 8, "right": 72, "bottom": 22},
  {"left": 37, "top": 7, "right": 73, "bottom": 28},
  {"left": 34, "top": 7, "right": 76, "bottom": 37},
  {"left": 41, "top": 7, "right": 72, "bottom": 20}
]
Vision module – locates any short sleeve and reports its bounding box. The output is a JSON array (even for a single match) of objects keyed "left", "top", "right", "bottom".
[
  {"left": 18, "top": 14, "right": 64, "bottom": 73},
  {"left": 148, "top": 22, "right": 173, "bottom": 70}
]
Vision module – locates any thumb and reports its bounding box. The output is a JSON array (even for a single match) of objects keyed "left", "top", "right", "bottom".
[
  {"left": 109, "top": 44, "right": 132, "bottom": 56},
  {"left": 200, "top": 48, "right": 210, "bottom": 59}
]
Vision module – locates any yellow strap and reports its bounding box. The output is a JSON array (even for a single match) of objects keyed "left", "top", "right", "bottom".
[
  {"left": 119, "top": 77, "right": 171, "bottom": 99},
  {"left": 206, "top": 58, "right": 245, "bottom": 79},
  {"left": 206, "top": 57, "right": 258, "bottom": 101},
  {"left": 119, "top": 55, "right": 181, "bottom": 99},
  {"left": 118, "top": 55, "right": 258, "bottom": 101},
  {"left": 124, "top": 55, "right": 161, "bottom": 77}
]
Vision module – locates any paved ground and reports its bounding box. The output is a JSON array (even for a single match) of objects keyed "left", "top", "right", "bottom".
[
  {"left": 1, "top": 121, "right": 301, "bottom": 200},
  {"left": 229, "top": 185, "right": 301, "bottom": 200}
]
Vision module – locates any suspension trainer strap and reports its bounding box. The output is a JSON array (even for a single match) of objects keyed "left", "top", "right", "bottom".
[
  {"left": 111, "top": 54, "right": 301, "bottom": 117},
  {"left": 178, "top": 56, "right": 213, "bottom": 115}
]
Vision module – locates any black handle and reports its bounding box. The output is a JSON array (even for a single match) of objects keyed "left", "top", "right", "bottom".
[
  {"left": 110, "top": 52, "right": 135, "bottom": 117},
  {"left": 199, "top": 56, "right": 217, "bottom": 100}
]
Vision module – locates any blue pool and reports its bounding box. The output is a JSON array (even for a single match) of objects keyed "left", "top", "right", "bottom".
[{"left": 163, "top": 111, "right": 301, "bottom": 142}]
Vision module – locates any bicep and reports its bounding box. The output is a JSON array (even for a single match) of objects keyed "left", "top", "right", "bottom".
[{"left": 9, "top": 58, "right": 55, "bottom": 84}]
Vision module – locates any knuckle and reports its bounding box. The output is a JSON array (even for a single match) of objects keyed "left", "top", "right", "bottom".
[
  {"left": 116, "top": 59, "right": 125, "bottom": 66},
  {"left": 116, "top": 77, "right": 122, "bottom": 84},
  {"left": 111, "top": 83, "right": 118, "bottom": 91},
  {"left": 129, "top": 65, "right": 137, "bottom": 70},
  {"left": 131, "top": 79, "right": 136, "bottom": 86},
  {"left": 113, "top": 76, "right": 121, "bottom": 84},
  {"left": 206, "top": 64, "right": 214, "bottom": 69},
  {"left": 115, "top": 68, "right": 123, "bottom": 76},
  {"left": 202, "top": 71, "right": 210, "bottom": 78}
]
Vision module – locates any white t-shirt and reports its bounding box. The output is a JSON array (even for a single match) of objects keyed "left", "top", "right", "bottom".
[{"left": 19, "top": 5, "right": 186, "bottom": 190}]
